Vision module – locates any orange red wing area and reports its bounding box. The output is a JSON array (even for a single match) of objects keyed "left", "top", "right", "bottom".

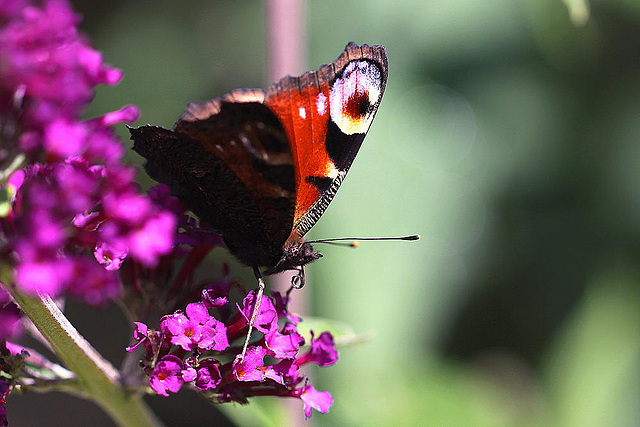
[{"left": 264, "top": 76, "right": 333, "bottom": 229}]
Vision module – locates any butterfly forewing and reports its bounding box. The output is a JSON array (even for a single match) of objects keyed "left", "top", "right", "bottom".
[{"left": 264, "top": 42, "right": 388, "bottom": 238}]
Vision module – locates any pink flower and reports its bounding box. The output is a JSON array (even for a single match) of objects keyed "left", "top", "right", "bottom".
[
  {"left": 149, "top": 355, "right": 185, "bottom": 397},
  {"left": 299, "top": 384, "right": 333, "bottom": 418}
]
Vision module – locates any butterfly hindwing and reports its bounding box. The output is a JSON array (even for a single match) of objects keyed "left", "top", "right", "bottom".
[{"left": 131, "top": 93, "right": 296, "bottom": 268}]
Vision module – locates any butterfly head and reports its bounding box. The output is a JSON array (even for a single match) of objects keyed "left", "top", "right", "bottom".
[{"left": 263, "top": 236, "right": 322, "bottom": 275}]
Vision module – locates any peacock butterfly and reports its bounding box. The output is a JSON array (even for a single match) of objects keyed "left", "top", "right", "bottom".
[{"left": 130, "top": 42, "right": 389, "bottom": 282}]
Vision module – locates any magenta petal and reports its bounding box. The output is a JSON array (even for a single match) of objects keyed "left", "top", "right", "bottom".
[
  {"left": 193, "top": 359, "right": 222, "bottom": 391},
  {"left": 185, "top": 302, "right": 211, "bottom": 324},
  {"left": 198, "top": 318, "right": 229, "bottom": 351},
  {"left": 127, "top": 211, "right": 176, "bottom": 267},
  {"left": 94, "top": 242, "right": 128, "bottom": 271},
  {"left": 234, "top": 346, "right": 267, "bottom": 382},
  {"left": 44, "top": 118, "right": 86, "bottom": 157},
  {"left": 126, "top": 322, "right": 149, "bottom": 352},
  {"left": 181, "top": 367, "right": 197, "bottom": 383},
  {"left": 161, "top": 313, "right": 200, "bottom": 351},
  {"left": 14, "top": 259, "right": 72, "bottom": 297},
  {"left": 266, "top": 323, "right": 304, "bottom": 359},
  {"left": 149, "top": 355, "right": 184, "bottom": 396},
  {"left": 240, "top": 291, "right": 278, "bottom": 334},
  {"left": 102, "top": 191, "right": 152, "bottom": 225},
  {"left": 264, "top": 359, "right": 299, "bottom": 386},
  {"left": 99, "top": 105, "right": 139, "bottom": 125},
  {"left": 297, "top": 331, "right": 338, "bottom": 367},
  {"left": 300, "top": 384, "right": 333, "bottom": 418}
]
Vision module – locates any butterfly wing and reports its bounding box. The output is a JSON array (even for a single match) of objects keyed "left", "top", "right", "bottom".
[
  {"left": 131, "top": 89, "right": 297, "bottom": 268},
  {"left": 131, "top": 43, "right": 388, "bottom": 272},
  {"left": 263, "top": 42, "right": 388, "bottom": 238}
]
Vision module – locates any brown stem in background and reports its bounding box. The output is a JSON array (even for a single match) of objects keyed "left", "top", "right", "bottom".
[
  {"left": 265, "top": 0, "right": 309, "bottom": 324},
  {"left": 266, "top": 0, "right": 307, "bottom": 81},
  {"left": 265, "top": 1, "right": 310, "bottom": 426}
]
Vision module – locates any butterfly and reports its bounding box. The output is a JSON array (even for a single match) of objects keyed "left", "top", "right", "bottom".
[{"left": 130, "top": 42, "right": 390, "bottom": 283}]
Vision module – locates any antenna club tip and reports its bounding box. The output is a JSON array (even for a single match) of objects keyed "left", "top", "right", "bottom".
[
  {"left": 402, "top": 234, "right": 420, "bottom": 241},
  {"left": 351, "top": 241, "right": 360, "bottom": 248}
]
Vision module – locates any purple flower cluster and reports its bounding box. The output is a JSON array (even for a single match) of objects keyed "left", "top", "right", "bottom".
[
  {"left": 0, "top": 0, "right": 342, "bottom": 423},
  {"left": 0, "top": 0, "right": 176, "bottom": 304},
  {"left": 0, "top": 0, "right": 122, "bottom": 158},
  {"left": 128, "top": 287, "right": 337, "bottom": 418},
  {"left": 7, "top": 159, "right": 176, "bottom": 303}
]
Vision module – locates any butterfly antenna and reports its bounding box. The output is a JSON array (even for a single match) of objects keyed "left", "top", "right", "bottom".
[
  {"left": 240, "top": 266, "right": 266, "bottom": 360},
  {"left": 310, "top": 234, "right": 420, "bottom": 245}
]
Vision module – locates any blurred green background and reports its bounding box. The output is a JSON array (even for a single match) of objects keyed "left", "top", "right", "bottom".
[{"left": 8, "top": 0, "right": 640, "bottom": 425}]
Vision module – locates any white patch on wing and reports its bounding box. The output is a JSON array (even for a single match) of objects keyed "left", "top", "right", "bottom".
[
  {"left": 316, "top": 92, "right": 327, "bottom": 115},
  {"left": 329, "top": 60, "right": 382, "bottom": 135},
  {"left": 325, "top": 162, "right": 340, "bottom": 179},
  {"left": 298, "top": 106, "right": 306, "bottom": 119}
]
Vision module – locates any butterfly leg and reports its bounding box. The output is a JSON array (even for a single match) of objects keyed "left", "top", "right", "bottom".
[
  {"left": 291, "top": 265, "right": 305, "bottom": 289},
  {"left": 240, "top": 266, "right": 266, "bottom": 360}
]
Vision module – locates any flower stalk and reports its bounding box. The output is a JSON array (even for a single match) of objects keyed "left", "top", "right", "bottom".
[{"left": 2, "top": 266, "right": 160, "bottom": 427}]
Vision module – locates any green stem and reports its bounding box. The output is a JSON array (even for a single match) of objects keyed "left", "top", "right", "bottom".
[{"left": 4, "top": 270, "right": 162, "bottom": 427}]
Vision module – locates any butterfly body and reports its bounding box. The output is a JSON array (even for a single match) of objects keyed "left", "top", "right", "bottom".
[{"left": 131, "top": 42, "right": 388, "bottom": 275}]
